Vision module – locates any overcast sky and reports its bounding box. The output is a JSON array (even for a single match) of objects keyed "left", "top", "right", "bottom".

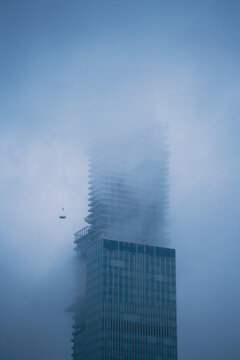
[{"left": 1, "top": 1, "right": 240, "bottom": 359}]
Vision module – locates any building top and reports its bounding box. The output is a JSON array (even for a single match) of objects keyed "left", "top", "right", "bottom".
[{"left": 85, "top": 126, "right": 169, "bottom": 247}]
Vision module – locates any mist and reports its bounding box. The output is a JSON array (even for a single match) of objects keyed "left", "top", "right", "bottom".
[{"left": 1, "top": 0, "right": 240, "bottom": 359}]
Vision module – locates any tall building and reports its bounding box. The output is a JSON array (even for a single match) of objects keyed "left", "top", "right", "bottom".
[{"left": 71, "top": 127, "right": 177, "bottom": 360}]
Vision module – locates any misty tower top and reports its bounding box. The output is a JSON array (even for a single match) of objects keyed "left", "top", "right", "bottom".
[
  {"left": 71, "top": 124, "right": 177, "bottom": 360},
  {"left": 82, "top": 124, "right": 169, "bottom": 247}
]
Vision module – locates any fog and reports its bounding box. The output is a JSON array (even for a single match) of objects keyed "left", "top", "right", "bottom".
[{"left": 1, "top": 1, "right": 240, "bottom": 359}]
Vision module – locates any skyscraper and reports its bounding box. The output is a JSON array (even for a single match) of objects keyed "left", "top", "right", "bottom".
[{"left": 71, "top": 127, "right": 177, "bottom": 359}]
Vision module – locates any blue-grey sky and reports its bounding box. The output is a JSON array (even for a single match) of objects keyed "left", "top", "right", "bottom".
[{"left": 1, "top": 1, "right": 240, "bottom": 359}]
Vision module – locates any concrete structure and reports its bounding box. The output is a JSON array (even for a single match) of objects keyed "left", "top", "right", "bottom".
[{"left": 86, "top": 128, "right": 169, "bottom": 246}]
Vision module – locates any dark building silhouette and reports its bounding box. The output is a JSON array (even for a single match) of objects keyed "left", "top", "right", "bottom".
[{"left": 71, "top": 127, "right": 177, "bottom": 360}]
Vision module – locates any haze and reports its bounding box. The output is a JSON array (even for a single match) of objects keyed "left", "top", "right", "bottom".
[{"left": 0, "top": 1, "right": 240, "bottom": 359}]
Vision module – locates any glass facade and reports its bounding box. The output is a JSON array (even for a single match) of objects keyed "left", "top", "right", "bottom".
[{"left": 72, "top": 239, "right": 177, "bottom": 360}]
